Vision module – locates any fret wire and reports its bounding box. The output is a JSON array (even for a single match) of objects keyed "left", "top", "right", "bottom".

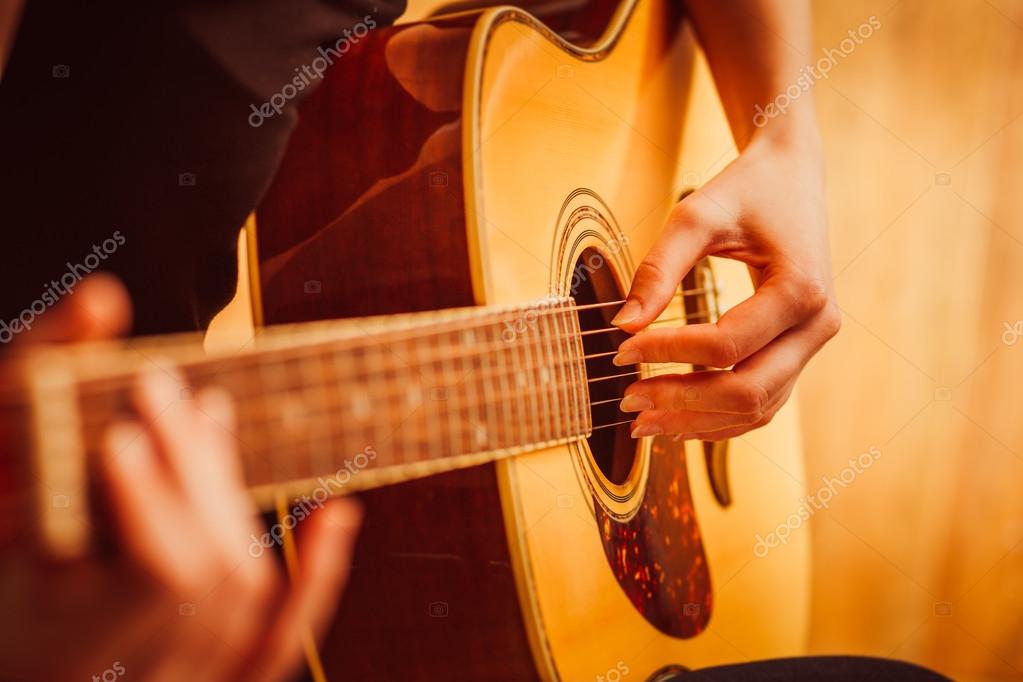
[
  {"left": 409, "top": 333, "right": 433, "bottom": 466},
  {"left": 303, "top": 353, "right": 331, "bottom": 481},
  {"left": 528, "top": 312, "right": 553, "bottom": 445},
  {"left": 513, "top": 319, "right": 540, "bottom": 447},
  {"left": 332, "top": 343, "right": 361, "bottom": 473},
  {"left": 538, "top": 308, "right": 561, "bottom": 443},
  {"left": 478, "top": 323, "right": 501, "bottom": 452},
  {"left": 260, "top": 349, "right": 300, "bottom": 483},
  {"left": 551, "top": 305, "right": 578, "bottom": 440},
  {"left": 438, "top": 328, "right": 459, "bottom": 459},
  {"left": 460, "top": 326, "right": 482, "bottom": 452},
  {"left": 366, "top": 342, "right": 389, "bottom": 458},
  {"left": 547, "top": 306, "right": 570, "bottom": 439},
  {"left": 494, "top": 318, "right": 518, "bottom": 451}
]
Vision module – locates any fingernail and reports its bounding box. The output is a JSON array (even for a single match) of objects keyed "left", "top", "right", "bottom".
[
  {"left": 612, "top": 349, "right": 642, "bottom": 366},
  {"left": 631, "top": 423, "right": 663, "bottom": 439},
  {"left": 611, "top": 300, "right": 641, "bottom": 327},
  {"left": 619, "top": 394, "right": 654, "bottom": 412}
]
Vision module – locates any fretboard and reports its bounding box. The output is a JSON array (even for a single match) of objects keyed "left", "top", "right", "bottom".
[{"left": 26, "top": 297, "right": 592, "bottom": 551}]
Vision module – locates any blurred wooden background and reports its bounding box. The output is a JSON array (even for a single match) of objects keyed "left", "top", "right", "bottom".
[{"left": 800, "top": 1, "right": 1023, "bottom": 679}]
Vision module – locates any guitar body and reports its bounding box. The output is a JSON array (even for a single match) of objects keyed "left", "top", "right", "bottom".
[{"left": 252, "top": 0, "right": 810, "bottom": 679}]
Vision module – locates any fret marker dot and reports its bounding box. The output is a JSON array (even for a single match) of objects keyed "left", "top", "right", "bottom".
[
  {"left": 351, "top": 393, "right": 370, "bottom": 419},
  {"left": 280, "top": 398, "right": 306, "bottom": 431},
  {"left": 406, "top": 384, "right": 423, "bottom": 407},
  {"left": 474, "top": 423, "right": 488, "bottom": 447}
]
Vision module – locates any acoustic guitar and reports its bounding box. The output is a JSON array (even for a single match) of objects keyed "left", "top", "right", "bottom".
[{"left": 5, "top": 0, "right": 810, "bottom": 679}]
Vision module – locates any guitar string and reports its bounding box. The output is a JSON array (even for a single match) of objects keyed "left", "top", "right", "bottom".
[
  {"left": 25, "top": 287, "right": 723, "bottom": 467},
  {"left": 59, "top": 289, "right": 714, "bottom": 400},
  {"left": 60, "top": 316, "right": 714, "bottom": 470},
  {"left": 54, "top": 359, "right": 705, "bottom": 495}
]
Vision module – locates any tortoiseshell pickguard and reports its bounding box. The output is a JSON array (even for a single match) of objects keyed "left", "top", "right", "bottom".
[{"left": 594, "top": 435, "right": 712, "bottom": 637}]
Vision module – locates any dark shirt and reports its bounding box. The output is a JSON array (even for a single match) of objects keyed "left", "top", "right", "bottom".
[{"left": 0, "top": 0, "right": 406, "bottom": 336}]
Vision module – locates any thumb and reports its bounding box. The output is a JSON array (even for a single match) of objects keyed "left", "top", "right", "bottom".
[
  {"left": 612, "top": 191, "right": 730, "bottom": 332},
  {"left": 10, "top": 273, "right": 132, "bottom": 346}
]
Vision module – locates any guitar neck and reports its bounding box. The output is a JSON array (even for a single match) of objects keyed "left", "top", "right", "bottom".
[{"left": 20, "top": 297, "right": 593, "bottom": 556}]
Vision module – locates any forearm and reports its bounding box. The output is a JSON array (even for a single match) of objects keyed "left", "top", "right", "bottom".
[{"left": 684, "top": 0, "right": 820, "bottom": 152}]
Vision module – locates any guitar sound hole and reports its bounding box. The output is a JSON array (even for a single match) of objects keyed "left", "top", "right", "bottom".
[{"left": 573, "top": 247, "right": 638, "bottom": 486}]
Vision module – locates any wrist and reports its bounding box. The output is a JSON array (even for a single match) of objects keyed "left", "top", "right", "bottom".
[{"left": 744, "top": 102, "right": 823, "bottom": 158}]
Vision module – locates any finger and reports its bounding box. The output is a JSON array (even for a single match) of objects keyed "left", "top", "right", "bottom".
[
  {"left": 240, "top": 499, "right": 362, "bottom": 682},
  {"left": 136, "top": 373, "right": 270, "bottom": 575},
  {"left": 611, "top": 192, "right": 732, "bottom": 332},
  {"left": 11, "top": 273, "right": 131, "bottom": 346},
  {"left": 624, "top": 311, "right": 837, "bottom": 437},
  {"left": 629, "top": 408, "right": 758, "bottom": 439},
  {"left": 99, "top": 421, "right": 212, "bottom": 592},
  {"left": 621, "top": 371, "right": 771, "bottom": 415},
  {"left": 614, "top": 271, "right": 829, "bottom": 368}
]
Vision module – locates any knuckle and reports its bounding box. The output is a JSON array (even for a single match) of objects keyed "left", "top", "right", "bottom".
[
  {"left": 710, "top": 328, "right": 740, "bottom": 368},
  {"left": 819, "top": 303, "right": 843, "bottom": 339},
  {"left": 790, "top": 276, "right": 829, "bottom": 317},
  {"left": 634, "top": 259, "right": 671, "bottom": 293},
  {"left": 736, "top": 379, "right": 770, "bottom": 417}
]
